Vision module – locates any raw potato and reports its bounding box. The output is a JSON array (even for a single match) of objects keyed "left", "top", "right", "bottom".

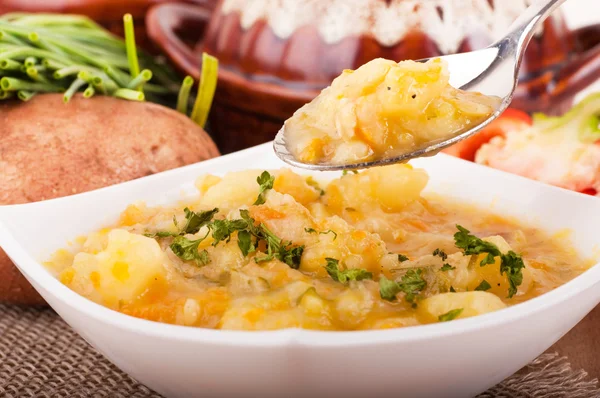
[{"left": 0, "top": 94, "right": 220, "bottom": 305}]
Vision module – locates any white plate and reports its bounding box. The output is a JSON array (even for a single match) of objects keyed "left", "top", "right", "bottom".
[{"left": 1, "top": 143, "right": 600, "bottom": 398}]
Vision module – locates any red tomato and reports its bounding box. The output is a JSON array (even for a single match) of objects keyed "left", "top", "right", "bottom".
[
  {"left": 443, "top": 109, "right": 532, "bottom": 161},
  {"left": 580, "top": 188, "right": 597, "bottom": 196}
]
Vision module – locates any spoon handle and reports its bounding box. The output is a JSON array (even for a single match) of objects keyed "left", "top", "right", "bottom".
[{"left": 502, "top": 0, "right": 567, "bottom": 62}]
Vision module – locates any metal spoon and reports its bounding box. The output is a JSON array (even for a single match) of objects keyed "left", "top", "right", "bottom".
[{"left": 273, "top": 0, "right": 567, "bottom": 171}]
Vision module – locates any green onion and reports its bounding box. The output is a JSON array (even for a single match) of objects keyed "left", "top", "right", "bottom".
[
  {"left": 123, "top": 14, "right": 140, "bottom": 90},
  {"left": 0, "top": 90, "right": 13, "bottom": 99},
  {"left": 0, "top": 13, "right": 184, "bottom": 105},
  {"left": 177, "top": 75, "right": 194, "bottom": 114},
  {"left": 63, "top": 77, "right": 85, "bottom": 102},
  {"left": 77, "top": 70, "right": 93, "bottom": 83},
  {"left": 0, "top": 77, "right": 61, "bottom": 92},
  {"left": 114, "top": 88, "right": 144, "bottom": 101},
  {"left": 24, "top": 56, "right": 36, "bottom": 67},
  {"left": 42, "top": 58, "right": 66, "bottom": 69},
  {"left": 26, "top": 66, "right": 50, "bottom": 83},
  {"left": 190, "top": 53, "right": 219, "bottom": 128},
  {"left": 83, "top": 84, "right": 95, "bottom": 98},
  {"left": 0, "top": 30, "right": 24, "bottom": 45},
  {"left": 127, "top": 69, "right": 152, "bottom": 90},
  {"left": 103, "top": 65, "right": 129, "bottom": 87},
  {"left": 53, "top": 65, "right": 81, "bottom": 79},
  {"left": 0, "top": 47, "right": 74, "bottom": 66},
  {"left": 0, "top": 59, "right": 21, "bottom": 70},
  {"left": 17, "top": 90, "right": 35, "bottom": 101}
]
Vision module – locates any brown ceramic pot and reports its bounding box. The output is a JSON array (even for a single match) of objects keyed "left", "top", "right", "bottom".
[{"left": 147, "top": 0, "right": 600, "bottom": 154}]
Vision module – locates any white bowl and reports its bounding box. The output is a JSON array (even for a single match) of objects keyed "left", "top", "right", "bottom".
[{"left": 1, "top": 143, "right": 600, "bottom": 398}]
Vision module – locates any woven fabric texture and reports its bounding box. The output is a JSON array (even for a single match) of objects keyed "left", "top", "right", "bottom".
[{"left": 0, "top": 304, "right": 597, "bottom": 398}]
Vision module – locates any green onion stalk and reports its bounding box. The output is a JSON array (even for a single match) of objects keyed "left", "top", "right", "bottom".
[{"left": 0, "top": 13, "right": 219, "bottom": 128}]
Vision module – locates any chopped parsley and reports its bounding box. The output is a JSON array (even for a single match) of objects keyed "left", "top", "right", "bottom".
[
  {"left": 145, "top": 207, "right": 218, "bottom": 238},
  {"left": 454, "top": 225, "right": 525, "bottom": 298},
  {"left": 500, "top": 251, "right": 526, "bottom": 298},
  {"left": 379, "top": 269, "right": 426, "bottom": 303},
  {"left": 454, "top": 225, "right": 501, "bottom": 263},
  {"left": 397, "top": 254, "right": 409, "bottom": 262},
  {"left": 438, "top": 308, "right": 463, "bottom": 322},
  {"left": 304, "top": 227, "right": 337, "bottom": 241},
  {"left": 432, "top": 248, "right": 448, "bottom": 261},
  {"left": 449, "top": 286, "right": 456, "bottom": 293},
  {"left": 342, "top": 170, "right": 359, "bottom": 176},
  {"left": 306, "top": 176, "right": 325, "bottom": 196},
  {"left": 324, "top": 258, "right": 372, "bottom": 284},
  {"left": 170, "top": 236, "right": 211, "bottom": 266},
  {"left": 254, "top": 224, "right": 304, "bottom": 269},
  {"left": 181, "top": 207, "right": 218, "bottom": 234},
  {"left": 253, "top": 171, "right": 275, "bottom": 205},
  {"left": 474, "top": 280, "right": 492, "bottom": 291},
  {"left": 210, "top": 218, "right": 248, "bottom": 245},
  {"left": 237, "top": 230, "right": 255, "bottom": 256},
  {"left": 150, "top": 204, "right": 304, "bottom": 269},
  {"left": 440, "top": 263, "right": 455, "bottom": 272}
]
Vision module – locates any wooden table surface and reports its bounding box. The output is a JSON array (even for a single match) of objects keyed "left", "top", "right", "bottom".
[{"left": 550, "top": 304, "right": 600, "bottom": 379}]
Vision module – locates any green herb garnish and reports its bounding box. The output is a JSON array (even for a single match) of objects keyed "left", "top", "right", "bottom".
[
  {"left": 438, "top": 308, "right": 463, "bottom": 322},
  {"left": 454, "top": 225, "right": 501, "bottom": 263},
  {"left": 170, "top": 236, "right": 210, "bottom": 267},
  {"left": 379, "top": 269, "right": 426, "bottom": 303},
  {"left": 440, "top": 263, "right": 455, "bottom": 271},
  {"left": 324, "top": 258, "right": 372, "bottom": 284},
  {"left": 454, "top": 225, "right": 525, "bottom": 298},
  {"left": 255, "top": 224, "right": 304, "bottom": 269},
  {"left": 237, "top": 230, "right": 255, "bottom": 257},
  {"left": 474, "top": 280, "right": 492, "bottom": 291},
  {"left": 342, "top": 170, "right": 359, "bottom": 176},
  {"left": 253, "top": 171, "right": 275, "bottom": 205},
  {"left": 210, "top": 219, "right": 248, "bottom": 245},
  {"left": 150, "top": 205, "right": 304, "bottom": 269},
  {"left": 146, "top": 207, "right": 217, "bottom": 238},
  {"left": 182, "top": 208, "right": 218, "bottom": 234},
  {"left": 397, "top": 254, "right": 409, "bottom": 262},
  {"left": 304, "top": 228, "right": 337, "bottom": 241},
  {"left": 449, "top": 286, "right": 456, "bottom": 293},
  {"left": 500, "top": 251, "right": 526, "bottom": 298},
  {"left": 433, "top": 248, "right": 448, "bottom": 261}
]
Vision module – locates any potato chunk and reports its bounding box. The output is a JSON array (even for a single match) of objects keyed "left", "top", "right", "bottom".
[
  {"left": 64, "top": 229, "right": 167, "bottom": 306},
  {"left": 419, "top": 291, "right": 507, "bottom": 322},
  {"left": 324, "top": 164, "right": 428, "bottom": 213}
]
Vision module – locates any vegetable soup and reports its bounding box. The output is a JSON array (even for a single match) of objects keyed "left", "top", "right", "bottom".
[{"left": 45, "top": 165, "right": 589, "bottom": 330}]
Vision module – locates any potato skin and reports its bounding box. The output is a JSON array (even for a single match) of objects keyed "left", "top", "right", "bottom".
[{"left": 0, "top": 94, "right": 220, "bottom": 305}]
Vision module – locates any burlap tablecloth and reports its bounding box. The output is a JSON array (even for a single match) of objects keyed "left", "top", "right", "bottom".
[{"left": 0, "top": 304, "right": 598, "bottom": 398}]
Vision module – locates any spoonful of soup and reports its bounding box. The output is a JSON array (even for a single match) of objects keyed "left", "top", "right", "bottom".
[{"left": 273, "top": 0, "right": 566, "bottom": 171}]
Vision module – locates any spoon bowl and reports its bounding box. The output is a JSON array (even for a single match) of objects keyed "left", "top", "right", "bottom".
[{"left": 274, "top": 0, "right": 566, "bottom": 171}]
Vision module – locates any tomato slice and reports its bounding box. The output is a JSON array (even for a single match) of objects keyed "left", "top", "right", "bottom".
[
  {"left": 580, "top": 188, "right": 597, "bottom": 196},
  {"left": 443, "top": 109, "right": 532, "bottom": 161}
]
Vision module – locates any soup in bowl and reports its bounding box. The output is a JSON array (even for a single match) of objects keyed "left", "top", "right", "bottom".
[
  {"left": 45, "top": 162, "right": 589, "bottom": 331},
  {"left": 1, "top": 144, "right": 599, "bottom": 398}
]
